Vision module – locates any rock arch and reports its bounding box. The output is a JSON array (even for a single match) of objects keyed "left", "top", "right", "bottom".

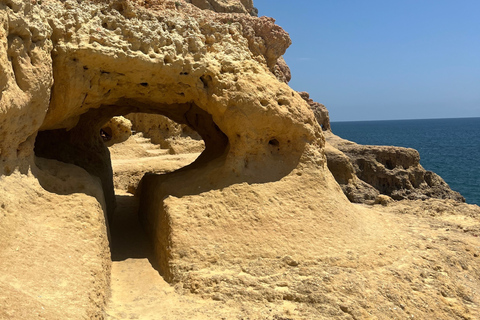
[
  {"left": 2, "top": 3, "right": 479, "bottom": 320},
  {"left": 0, "top": 1, "right": 334, "bottom": 315},
  {"left": 6, "top": 0, "right": 328, "bottom": 283}
]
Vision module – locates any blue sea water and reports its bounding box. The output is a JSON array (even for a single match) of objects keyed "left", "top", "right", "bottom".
[{"left": 331, "top": 117, "right": 480, "bottom": 206}]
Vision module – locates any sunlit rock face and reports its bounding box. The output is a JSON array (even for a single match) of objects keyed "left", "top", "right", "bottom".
[
  {"left": 1, "top": 0, "right": 323, "bottom": 212},
  {"left": 0, "top": 0, "right": 330, "bottom": 316},
  {"left": 2, "top": 1, "right": 476, "bottom": 320},
  {"left": 185, "top": 0, "right": 258, "bottom": 16},
  {"left": 324, "top": 131, "right": 465, "bottom": 203}
]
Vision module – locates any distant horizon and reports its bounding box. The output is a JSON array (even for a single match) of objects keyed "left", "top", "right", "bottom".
[
  {"left": 331, "top": 115, "right": 480, "bottom": 123},
  {"left": 253, "top": 1, "right": 480, "bottom": 122}
]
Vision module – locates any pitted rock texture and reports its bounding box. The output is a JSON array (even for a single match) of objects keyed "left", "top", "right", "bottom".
[
  {"left": 185, "top": 0, "right": 258, "bottom": 16},
  {"left": 325, "top": 141, "right": 380, "bottom": 203},
  {"left": 0, "top": 0, "right": 53, "bottom": 174},
  {"left": 126, "top": 113, "right": 205, "bottom": 154},
  {"left": 274, "top": 55, "right": 291, "bottom": 83},
  {"left": 101, "top": 116, "right": 133, "bottom": 146},
  {"left": 3, "top": 0, "right": 307, "bottom": 220},
  {"left": 0, "top": 0, "right": 323, "bottom": 317},
  {"left": 298, "top": 91, "right": 331, "bottom": 131},
  {"left": 326, "top": 131, "right": 465, "bottom": 203},
  {"left": 297, "top": 89, "right": 463, "bottom": 203},
  {"left": 1, "top": 1, "right": 479, "bottom": 319}
]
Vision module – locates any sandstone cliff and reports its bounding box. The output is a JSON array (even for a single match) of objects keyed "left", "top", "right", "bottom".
[
  {"left": 293, "top": 92, "right": 464, "bottom": 204},
  {"left": 185, "top": 0, "right": 258, "bottom": 16},
  {"left": 125, "top": 113, "right": 204, "bottom": 154},
  {"left": 325, "top": 131, "right": 465, "bottom": 203},
  {"left": 0, "top": 1, "right": 479, "bottom": 319},
  {"left": 0, "top": 0, "right": 320, "bottom": 317}
]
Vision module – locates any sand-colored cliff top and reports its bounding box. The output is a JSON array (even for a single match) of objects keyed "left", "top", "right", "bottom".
[{"left": 0, "top": 1, "right": 479, "bottom": 319}]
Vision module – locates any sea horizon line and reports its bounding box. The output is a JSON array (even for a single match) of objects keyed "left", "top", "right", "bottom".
[{"left": 331, "top": 116, "right": 480, "bottom": 123}]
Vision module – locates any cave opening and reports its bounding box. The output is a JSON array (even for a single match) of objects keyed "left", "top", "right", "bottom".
[
  {"left": 102, "top": 112, "right": 207, "bottom": 265},
  {"left": 33, "top": 102, "right": 229, "bottom": 275}
]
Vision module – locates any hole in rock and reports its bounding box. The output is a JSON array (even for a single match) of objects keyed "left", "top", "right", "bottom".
[
  {"left": 385, "top": 159, "right": 395, "bottom": 170},
  {"left": 106, "top": 112, "right": 206, "bottom": 196},
  {"left": 100, "top": 127, "right": 112, "bottom": 141},
  {"left": 268, "top": 138, "right": 279, "bottom": 147},
  {"left": 200, "top": 75, "right": 212, "bottom": 89},
  {"left": 277, "top": 98, "right": 289, "bottom": 106},
  {"left": 33, "top": 101, "right": 231, "bottom": 280}
]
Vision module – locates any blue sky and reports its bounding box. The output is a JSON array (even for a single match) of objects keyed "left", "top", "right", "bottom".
[{"left": 253, "top": 1, "right": 480, "bottom": 121}]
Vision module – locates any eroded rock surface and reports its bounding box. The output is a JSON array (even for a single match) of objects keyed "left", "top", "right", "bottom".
[
  {"left": 0, "top": 0, "right": 322, "bottom": 317},
  {"left": 299, "top": 91, "right": 331, "bottom": 131},
  {"left": 126, "top": 113, "right": 204, "bottom": 154},
  {"left": 293, "top": 91, "right": 462, "bottom": 204},
  {"left": 0, "top": 0, "right": 478, "bottom": 319},
  {"left": 101, "top": 116, "right": 132, "bottom": 147},
  {"left": 326, "top": 131, "right": 465, "bottom": 203},
  {"left": 185, "top": 0, "right": 258, "bottom": 16}
]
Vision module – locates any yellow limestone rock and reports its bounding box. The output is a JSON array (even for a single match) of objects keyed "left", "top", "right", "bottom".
[
  {"left": 101, "top": 116, "right": 132, "bottom": 147},
  {"left": 0, "top": 1, "right": 479, "bottom": 319}
]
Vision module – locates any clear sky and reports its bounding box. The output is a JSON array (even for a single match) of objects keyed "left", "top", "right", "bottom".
[{"left": 253, "top": 0, "right": 480, "bottom": 122}]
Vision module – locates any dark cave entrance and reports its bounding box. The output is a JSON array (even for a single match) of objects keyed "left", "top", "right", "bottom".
[
  {"left": 33, "top": 102, "right": 229, "bottom": 270},
  {"left": 102, "top": 112, "right": 206, "bottom": 265}
]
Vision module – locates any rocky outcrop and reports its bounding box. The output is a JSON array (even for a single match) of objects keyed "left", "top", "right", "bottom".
[
  {"left": 101, "top": 116, "right": 133, "bottom": 146},
  {"left": 325, "top": 131, "right": 465, "bottom": 203},
  {"left": 293, "top": 91, "right": 463, "bottom": 203},
  {"left": 16, "top": 0, "right": 298, "bottom": 221},
  {"left": 184, "top": 0, "right": 258, "bottom": 16},
  {"left": 298, "top": 91, "right": 331, "bottom": 131},
  {"left": 126, "top": 113, "right": 204, "bottom": 154},
  {"left": 0, "top": 0, "right": 323, "bottom": 317},
  {"left": 274, "top": 56, "right": 291, "bottom": 83},
  {"left": 324, "top": 142, "right": 380, "bottom": 203},
  {"left": 1, "top": 1, "right": 478, "bottom": 319},
  {"left": 294, "top": 90, "right": 462, "bottom": 204}
]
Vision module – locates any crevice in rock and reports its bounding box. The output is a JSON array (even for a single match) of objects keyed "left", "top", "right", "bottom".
[
  {"left": 109, "top": 193, "right": 158, "bottom": 264},
  {"left": 33, "top": 100, "right": 229, "bottom": 279}
]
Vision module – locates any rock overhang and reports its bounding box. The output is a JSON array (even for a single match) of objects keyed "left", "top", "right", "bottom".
[
  {"left": 2, "top": 2, "right": 479, "bottom": 319},
  {"left": 2, "top": 0, "right": 331, "bottom": 281},
  {"left": 0, "top": 0, "right": 326, "bottom": 178}
]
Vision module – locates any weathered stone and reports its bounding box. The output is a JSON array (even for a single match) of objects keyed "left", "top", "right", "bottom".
[
  {"left": 0, "top": 1, "right": 324, "bottom": 317},
  {"left": 274, "top": 56, "right": 291, "bottom": 83},
  {"left": 185, "top": 0, "right": 258, "bottom": 16},
  {"left": 325, "top": 131, "right": 465, "bottom": 202},
  {"left": 324, "top": 142, "right": 379, "bottom": 203},
  {"left": 298, "top": 91, "right": 331, "bottom": 131},
  {"left": 374, "top": 194, "right": 394, "bottom": 206},
  {"left": 1, "top": 1, "right": 478, "bottom": 320},
  {"left": 126, "top": 113, "right": 204, "bottom": 154},
  {"left": 101, "top": 116, "right": 133, "bottom": 147}
]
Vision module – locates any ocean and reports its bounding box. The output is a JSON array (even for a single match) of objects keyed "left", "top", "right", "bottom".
[{"left": 331, "top": 117, "right": 480, "bottom": 206}]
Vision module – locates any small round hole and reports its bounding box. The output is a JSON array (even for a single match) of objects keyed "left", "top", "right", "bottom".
[{"left": 268, "top": 139, "right": 279, "bottom": 147}]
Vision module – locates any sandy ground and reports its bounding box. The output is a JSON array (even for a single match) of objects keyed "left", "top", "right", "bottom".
[
  {"left": 105, "top": 192, "right": 304, "bottom": 320},
  {"left": 103, "top": 137, "right": 480, "bottom": 320},
  {"left": 105, "top": 192, "right": 231, "bottom": 320},
  {"left": 105, "top": 139, "right": 307, "bottom": 319}
]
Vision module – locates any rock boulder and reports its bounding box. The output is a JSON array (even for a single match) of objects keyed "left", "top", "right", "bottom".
[{"left": 325, "top": 131, "right": 465, "bottom": 202}]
